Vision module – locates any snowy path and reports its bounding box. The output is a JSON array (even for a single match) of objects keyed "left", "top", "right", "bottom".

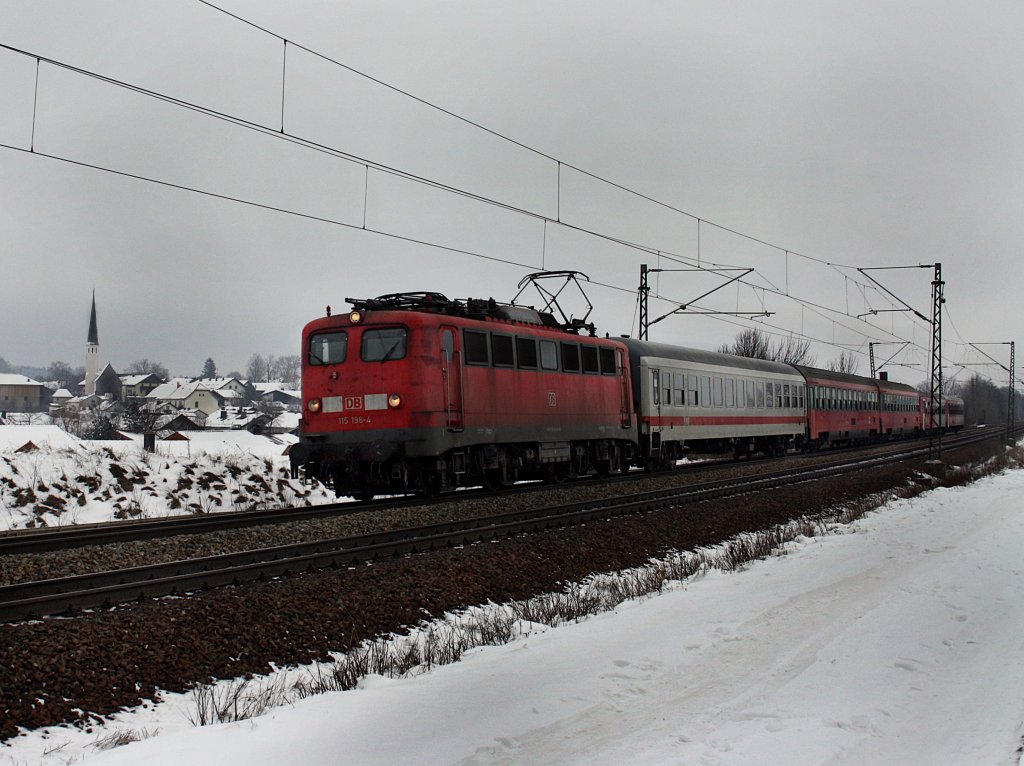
[{"left": 9, "top": 470, "right": 1024, "bottom": 765}]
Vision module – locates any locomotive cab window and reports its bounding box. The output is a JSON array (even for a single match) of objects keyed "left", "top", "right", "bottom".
[
  {"left": 491, "top": 334, "right": 515, "bottom": 367},
  {"left": 581, "top": 345, "right": 600, "bottom": 374},
  {"left": 362, "top": 328, "right": 408, "bottom": 362},
  {"left": 464, "top": 330, "right": 490, "bottom": 365},
  {"left": 516, "top": 337, "right": 538, "bottom": 369},
  {"left": 309, "top": 331, "right": 347, "bottom": 366},
  {"left": 599, "top": 347, "right": 617, "bottom": 375}
]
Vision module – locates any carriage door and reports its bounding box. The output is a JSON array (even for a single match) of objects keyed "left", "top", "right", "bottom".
[
  {"left": 618, "top": 349, "right": 631, "bottom": 428},
  {"left": 649, "top": 367, "right": 662, "bottom": 453},
  {"left": 441, "top": 327, "right": 464, "bottom": 431}
]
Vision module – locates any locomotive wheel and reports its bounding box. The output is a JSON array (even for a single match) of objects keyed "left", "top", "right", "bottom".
[{"left": 353, "top": 491, "right": 375, "bottom": 502}]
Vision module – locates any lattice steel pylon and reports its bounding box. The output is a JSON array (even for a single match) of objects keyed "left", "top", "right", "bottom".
[
  {"left": 928, "top": 263, "right": 944, "bottom": 458},
  {"left": 1008, "top": 341, "right": 1016, "bottom": 443}
]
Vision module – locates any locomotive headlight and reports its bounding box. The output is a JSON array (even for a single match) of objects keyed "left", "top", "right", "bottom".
[
  {"left": 388, "top": 393, "right": 402, "bottom": 409},
  {"left": 349, "top": 310, "right": 363, "bottom": 324},
  {"left": 307, "top": 398, "right": 321, "bottom": 413}
]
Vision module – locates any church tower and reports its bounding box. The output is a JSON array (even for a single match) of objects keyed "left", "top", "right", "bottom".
[{"left": 85, "top": 291, "right": 99, "bottom": 396}]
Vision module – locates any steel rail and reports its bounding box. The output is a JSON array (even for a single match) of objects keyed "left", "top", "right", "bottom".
[
  {"left": 0, "top": 426, "right": 993, "bottom": 556},
  {"left": 0, "top": 428, "right": 1001, "bottom": 624}
]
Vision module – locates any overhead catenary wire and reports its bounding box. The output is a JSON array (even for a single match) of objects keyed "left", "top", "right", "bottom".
[{"left": 0, "top": 21, "right": 961, "bottom": 370}]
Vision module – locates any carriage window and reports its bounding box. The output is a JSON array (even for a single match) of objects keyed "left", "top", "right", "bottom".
[
  {"left": 725, "top": 378, "right": 735, "bottom": 407},
  {"left": 714, "top": 377, "right": 724, "bottom": 407},
  {"left": 581, "top": 345, "right": 600, "bottom": 374},
  {"left": 464, "top": 330, "right": 489, "bottom": 365},
  {"left": 652, "top": 369, "right": 660, "bottom": 406},
  {"left": 673, "top": 373, "right": 685, "bottom": 405},
  {"left": 491, "top": 334, "right": 515, "bottom": 367},
  {"left": 539, "top": 340, "right": 558, "bottom": 370},
  {"left": 600, "top": 347, "right": 617, "bottom": 374},
  {"left": 561, "top": 343, "right": 580, "bottom": 373},
  {"left": 746, "top": 380, "right": 755, "bottom": 408},
  {"left": 776, "top": 383, "right": 783, "bottom": 408},
  {"left": 765, "top": 380, "right": 774, "bottom": 408},
  {"left": 756, "top": 381, "right": 765, "bottom": 408},
  {"left": 516, "top": 337, "right": 538, "bottom": 369},
  {"left": 688, "top": 375, "right": 699, "bottom": 406},
  {"left": 798, "top": 386, "right": 804, "bottom": 409},
  {"left": 700, "top": 376, "right": 711, "bottom": 407},
  {"left": 783, "top": 384, "right": 791, "bottom": 408},
  {"left": 362, "top": 328, "right": 407, "bottom": 362},
  {"left": 309, "top": 331, "right": 347, "bottom": 366}
]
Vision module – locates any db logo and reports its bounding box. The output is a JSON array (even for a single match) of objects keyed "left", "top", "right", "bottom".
[
  {"left": 547, "top": 392, "right": 557, "bottom": 407},
  {"left": 344, "top": 396, "right": 362, "bottom": 410}
]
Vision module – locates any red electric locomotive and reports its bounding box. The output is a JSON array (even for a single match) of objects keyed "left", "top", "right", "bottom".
[{"left": 291, "top": 293, "right": 637, "bottom": 499}]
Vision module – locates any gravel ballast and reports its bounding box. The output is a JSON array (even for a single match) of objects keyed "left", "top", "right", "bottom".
[{"left": 0, "top": 440, "right": 1002, "bottom": 741}]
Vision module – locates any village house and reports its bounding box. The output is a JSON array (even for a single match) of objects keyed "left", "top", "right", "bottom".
[{"left": 0, "top": 374, "right": 49, "bottom": 414}]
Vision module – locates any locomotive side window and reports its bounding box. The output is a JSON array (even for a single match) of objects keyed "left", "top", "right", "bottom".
[
  {"left": 362, "top": 328, "right": 407, "bottom": 362},
  {"left": 561, "top": 343, "right": 581, "bottom": 373},
  {"left": 516, "top": 337, "right": 538, "bottom": 369},
  {"left": 309, "top": 331, "right": 347, "bottom": 366},
  {"left": 491, "top": 334, "right": 515, "bottom": 367},
  {"left": 464, "top": 330, "right": 490, "bottom": 365},
  {"left": 581, "top": 345, "right": 600, "bottom": 374},
  {"left": 599, "top": 347, "right": 616, "bottom": 374},
  {"left": 540, "top": 340, "right": 558, "bottom": 370}
]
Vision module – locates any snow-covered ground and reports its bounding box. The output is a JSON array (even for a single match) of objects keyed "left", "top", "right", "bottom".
[
  {"left": 0, "top": 426, "right": 334, "bottom": 529},
  {"left": 5, "top": 464, "right": 1024, "bottom": 765}
]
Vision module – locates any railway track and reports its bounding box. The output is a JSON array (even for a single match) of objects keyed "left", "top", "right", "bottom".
[
  {"left": 0, "top": 427, "right": 1001, "bottom": 623},
  {"left": 0, "top": 427, "right": 990, "bottom": 556}
]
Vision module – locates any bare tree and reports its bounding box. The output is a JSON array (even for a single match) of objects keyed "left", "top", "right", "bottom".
[
  {"left": 717, "top": 328, "right": 771, "bottom": 359},
  {"left": 127, "top": 359, "right": 170, "bottom": 380},
  {"left": 718, "top": 329, "right": 815, "bottom": 365},
  {"left": 272, "top": 355, "right": 301, "bottom": 387},
  {"left": 246, "top": 354, "right": 269, "bottom": 383},
  {"left": 827, "top": 351, "right": 860, "bottom": 375},
  {"left": 48, "top": 361, "right": 84, "bottom": 389}
]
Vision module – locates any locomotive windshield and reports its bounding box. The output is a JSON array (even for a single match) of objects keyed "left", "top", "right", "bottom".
[
  {"left": 309, "top": 331, "right": 347, "bottom": 365},
  {"left": 362, "top": 327, "right": 408, "bottom": 362}
]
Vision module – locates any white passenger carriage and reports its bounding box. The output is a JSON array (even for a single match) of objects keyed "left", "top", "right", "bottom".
[{"left": 621, "top": 339, "right": 807, "bottom": 462}]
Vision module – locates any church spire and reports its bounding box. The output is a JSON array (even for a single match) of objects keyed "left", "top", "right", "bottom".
[
  {"left": 85, "top": 291, "right": 99, "bottom": 396},
  {"left": 87, "top": 290, "right": 99, "bottom": 345}
]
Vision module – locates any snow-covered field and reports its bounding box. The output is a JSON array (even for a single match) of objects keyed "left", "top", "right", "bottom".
[
  {"left": 0, "top": 426, "right": 335, "bottom": 529},
  {"left": 4, "top": 461, "right": 1024, "bottom": 765}
]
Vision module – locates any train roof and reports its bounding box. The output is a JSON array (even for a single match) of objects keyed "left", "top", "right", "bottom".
[
  {"left": 793, "top": 365, "right": 881, "bottom": 387},
  {"left": 794, "top": 365, "right": 921, "bottom": 394},
  {"left": 620, "top": 338, "right": 801, "bottom": 376}
]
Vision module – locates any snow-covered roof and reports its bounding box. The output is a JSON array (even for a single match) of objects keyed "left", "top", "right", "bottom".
[
  {"left": 0, "top": 373, "right": 44, "bottom": 386},
  {"left": 51, "top": 388, "right": 74, "bottom": 399},
  {"left": 119, "top": 373, "right": 163, "bottom": 385},
  {"left": 148, "top": 381, "right": 222, "bottom": 401},
  {"left": 0, "top": 425, "right": 79, "bottom": 452}
]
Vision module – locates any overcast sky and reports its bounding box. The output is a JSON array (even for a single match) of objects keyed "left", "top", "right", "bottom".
[{"left": 1, "top": 1, "right": 1021, "bottom": 385}]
